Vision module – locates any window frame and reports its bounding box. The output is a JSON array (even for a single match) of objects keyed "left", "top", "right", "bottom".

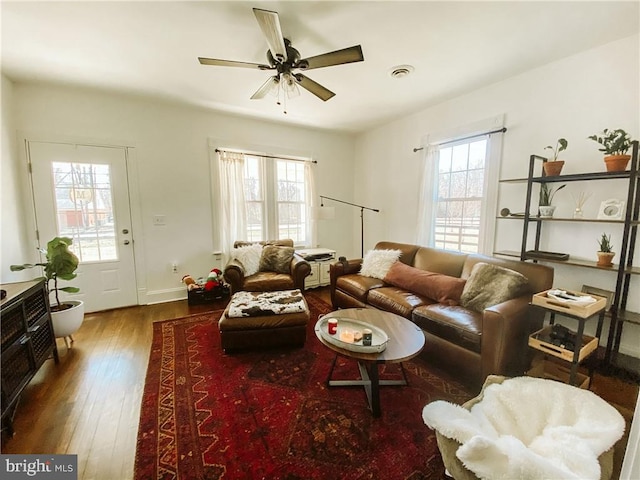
[
  {"left": 244, "top": 154, "right": 311, "bottom": 246},
  {"left": 433, "top": 137, "right": 488, "bottom": 253},
  {"left": 417, "top": 117, "right": 504, "bottom": 254}
]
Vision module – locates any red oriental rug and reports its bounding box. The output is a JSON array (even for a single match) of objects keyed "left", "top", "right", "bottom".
[{"left": 134, "top": 294, "right": 472, "bottom": 480}]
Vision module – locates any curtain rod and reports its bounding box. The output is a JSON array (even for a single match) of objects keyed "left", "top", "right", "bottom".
[
  {"left": 215, "top": 148, "right": 317, "bottom": 164},
  {"left": 412, "top": 126, "right": 507, "bottom": 153}
]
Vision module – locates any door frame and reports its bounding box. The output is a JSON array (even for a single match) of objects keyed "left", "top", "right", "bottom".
[{"left": 17, "top": 130, "right": 146, "bottom": 308}]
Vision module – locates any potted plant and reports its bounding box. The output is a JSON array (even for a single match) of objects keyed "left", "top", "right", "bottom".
[
  {"left": 538, "top": 183, "right": 566, "bottom": 218},
  {"left": 596, "top": 233, "right": 615, "bottom": 267},
  {"left": 587, "top": 128, "right": 634, "bottom": 172},
  {"left": 543, "top": 138, "right": 568, "bottom": 176},
  {"left": 11, "top": 236, "right": 85, "bottom": 347}
]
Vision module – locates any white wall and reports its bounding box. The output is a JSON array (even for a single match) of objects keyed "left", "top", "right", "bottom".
[
  {"left": 354, "top": 34, "right": 640, "bottom": 357},
  {"left": 1, "top": 84, "right": 357, "bottom": 303},
  {"left": 1, "top": 74, "right": 34, "bottom": 280}
]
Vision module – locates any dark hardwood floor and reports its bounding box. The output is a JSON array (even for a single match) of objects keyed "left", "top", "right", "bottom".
[
  {"left": 1, "top": 297, "right": 221, "bottom": 479},
  {"left": 1, "top": 287, "right": 638, "bottom": 480}
]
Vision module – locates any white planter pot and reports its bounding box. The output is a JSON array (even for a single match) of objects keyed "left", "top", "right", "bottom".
[
  {"left": 50, "top": 300, "right": 85, "bottom": 345},
  {"left": 538, "top": 205, "right": 556, "bottom": 218}
]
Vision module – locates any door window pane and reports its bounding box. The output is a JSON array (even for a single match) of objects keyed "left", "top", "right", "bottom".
[{"left": 52, "top": 162, "right": 117, "bottom": 262}]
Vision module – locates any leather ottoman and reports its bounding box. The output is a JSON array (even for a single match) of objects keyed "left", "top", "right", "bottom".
[{"left": 219, "top": 289, "right": 310, "bottom": 353}]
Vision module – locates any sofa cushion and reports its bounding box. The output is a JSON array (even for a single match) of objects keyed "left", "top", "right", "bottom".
[
  {"left": 259, "top": 245, "right": 294, "bottom": 274},
  {"left": 460, "top": 262, "right": 529, "bottom": 313},
  {"left": 336, "top": 274, "right": 385, "bottom": 303},
  {"left": 413, "top": 304, "right": 482, "bottom": 353},
  {"left": 359, "top": 249, "right": 402, "bottom": 279},
  {"left": 413, "top": 247, "right": 468, "bottom": 277},
  {"left": 232, "top": 243, "right": 263, "bottom": 276},
  {"left": 241, "top": 271, "right": 295, "bottom": 292},
  {"left": 384, "top": 261, "right": 466, "bottom": 306},
  {"left": 368, "top": 286, "right": 433, "bottom": 319}
]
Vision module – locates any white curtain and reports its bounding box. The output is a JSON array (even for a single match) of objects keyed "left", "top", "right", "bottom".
[
  {"left": 218, "top": 151, "right": 247, "bottom": 259},
  {"left": 304, "top": 161, "right": 318, "bottom": 248},
  {"left": 416, "top": 144, "right": 440, "bottom": 246}
]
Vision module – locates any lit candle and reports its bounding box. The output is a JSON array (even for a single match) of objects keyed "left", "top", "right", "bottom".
[{"left": 339, "top": 329, "right": 355, "bottom": 343}]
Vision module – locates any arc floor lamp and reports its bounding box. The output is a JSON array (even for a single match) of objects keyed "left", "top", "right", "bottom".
[{"left": 319, "top": 195, "right": 379, "bottom": 257}]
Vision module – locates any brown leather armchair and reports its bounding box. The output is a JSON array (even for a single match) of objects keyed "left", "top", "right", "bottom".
[{"left": 223, "top": 239, "right": 311, "bottom": 294}]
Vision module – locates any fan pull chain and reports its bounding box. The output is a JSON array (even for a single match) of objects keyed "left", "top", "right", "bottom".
[{"left": 273, "top": 76, "right": 288, "bottom": 114}]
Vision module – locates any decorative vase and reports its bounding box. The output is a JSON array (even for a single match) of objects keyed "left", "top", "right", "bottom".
[
  {"left": 596, "top": 251, "right": 615, "bottom": 267},
  {"left": 573, "top": 207, "right": 584, "bottom": 219},
  {"left": 50, "top": 300, "right": 85, "bottom": 348},
  {"left": 543, "top": 161, "right": 564, "bottom": 176},
  {"left": 538, "top": 205, "right": 556, "bottom": 218},
  {"left": 604, "top": 155, "right": 631, "bottom": 172}
]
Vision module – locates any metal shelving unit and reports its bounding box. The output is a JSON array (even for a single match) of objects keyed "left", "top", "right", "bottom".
[{"left": 496, "top": 140, "right": 640, "bottom": 363}]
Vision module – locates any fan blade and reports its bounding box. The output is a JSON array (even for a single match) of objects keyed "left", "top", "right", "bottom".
[
  {"left": 299, "top": 45, "right": 364, "bottom": 70},
  {"left": 251, "top": 76, "right": 279, "bottom": 100},
  {"left": 198, "top": 57, "right": 273, "bottom": 70},
  {"left": 294, "top": 74, "right": 335, "bottom": 101},
  {"left": 253, "top": 8, "right": 287, "bottom": 63}
]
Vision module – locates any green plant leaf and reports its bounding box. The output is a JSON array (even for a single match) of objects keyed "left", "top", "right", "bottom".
[
  {"left": 59, "top": 286, "right": 80, "bottom": 293},
  {"left": 558, "top": 138, "right": 568, "bottom": 151}
]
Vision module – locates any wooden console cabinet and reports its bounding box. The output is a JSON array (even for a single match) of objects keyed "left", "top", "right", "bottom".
[{"left": 1, "top": 279, "right": 59, "bottom": 435}]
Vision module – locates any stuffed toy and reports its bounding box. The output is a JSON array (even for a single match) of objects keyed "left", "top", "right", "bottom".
[
  {"left": 204, "top": 268, "right": 224, "bottom": 291},
  {"left": 181, "top": 274, "right": 200, "bottom": 291}
]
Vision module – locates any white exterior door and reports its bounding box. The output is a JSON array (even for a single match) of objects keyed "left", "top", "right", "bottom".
[{"left": 28, "top": 141, "right": 137, "bottom": 312}]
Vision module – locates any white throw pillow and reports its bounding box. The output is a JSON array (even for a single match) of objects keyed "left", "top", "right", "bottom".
[
  {"left": 232, "top": 243, "right": 263, "bottom": 276},
  {"left": 359, "top": 249, "right": 402, "bottom": 279}
]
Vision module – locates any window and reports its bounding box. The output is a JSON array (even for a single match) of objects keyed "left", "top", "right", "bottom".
[
  {"left": 51, "top": 161, "right": 117, "bottom": 262},
  {"left": 243, "top": 155, "right": 311, "bottom": 245},
  {"left": 417, "top": 121, "right": 503, "bottom": 255},
  {"left": 434, "top": 139, "right": 487, "bottom": 253}
]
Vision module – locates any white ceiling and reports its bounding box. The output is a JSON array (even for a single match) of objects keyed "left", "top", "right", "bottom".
[{"left": 2, "top": 1, "right": 638, "bottom": 133}]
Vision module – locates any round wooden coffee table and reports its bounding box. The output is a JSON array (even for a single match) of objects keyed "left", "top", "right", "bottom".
[{"left": 314, "top": 308, "right": 425, "bottom": 417}]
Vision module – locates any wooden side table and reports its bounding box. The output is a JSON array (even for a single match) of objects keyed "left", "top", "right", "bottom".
[{"left": 529, "top": 290, "right": 606, "bottom": 387}]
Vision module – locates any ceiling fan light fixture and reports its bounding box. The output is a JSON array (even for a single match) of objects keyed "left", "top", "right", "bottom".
[
  {"left": 390, "top": 65, "right": 414, "bottom": 79},
  {"left": 282, "top": 73, "right": 300, "bottom": 98},
  {"left": 268, "top": 75, "right": 280, "bottom": 97}
]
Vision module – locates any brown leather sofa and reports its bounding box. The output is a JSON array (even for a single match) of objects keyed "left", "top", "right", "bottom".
[
  {"left": 330, "top": 241, "right": 554, "bottom": 388},
  {"left": 223, "top": 239, "right": 311, "bottom": 295}
]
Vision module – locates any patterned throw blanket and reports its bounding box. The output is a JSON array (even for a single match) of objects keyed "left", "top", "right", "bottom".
[{"left": 227, "top": 289, "right": 306, "bottom": 318}]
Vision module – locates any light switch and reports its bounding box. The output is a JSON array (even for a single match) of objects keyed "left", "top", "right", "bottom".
[{"left": 153, "top": 215, "right": 166, "bottom": 226}]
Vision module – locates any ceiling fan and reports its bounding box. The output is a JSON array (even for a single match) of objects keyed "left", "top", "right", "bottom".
[{"left": 198, "top": 8, "right": 364, "bottom": 106}]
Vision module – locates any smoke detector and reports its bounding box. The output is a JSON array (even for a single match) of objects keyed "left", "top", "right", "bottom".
[{"left": 390, "top": 65, "right": 414, "bottom": 78}]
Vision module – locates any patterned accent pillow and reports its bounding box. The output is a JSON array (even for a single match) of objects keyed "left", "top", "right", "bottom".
[
  {"left": 460, "top": 262, "right": 529, "bottom": 313},
  {"left": 259, "top": 245, "right": 295, "bottom": 274},
  {"left": 359, "top": 249, "right": 402, "bottom": 279},
  {"left": 232, "top": 243, "right": 263, "bottom": 276}
]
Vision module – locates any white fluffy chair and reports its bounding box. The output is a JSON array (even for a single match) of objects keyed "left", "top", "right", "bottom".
[{"left": 423, "top": 375, "right": 625, "bottom": 480}]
